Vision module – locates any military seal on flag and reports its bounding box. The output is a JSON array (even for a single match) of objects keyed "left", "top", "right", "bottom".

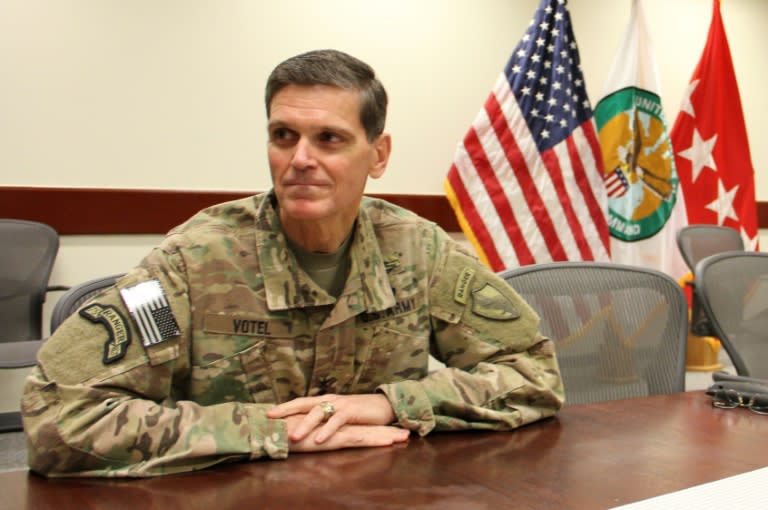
[
  {"left": 593, "top": 0, "right": 688, "bottom": 279},
  {"left": 595, "top": 88, "right": 679, "bottom": 242}
]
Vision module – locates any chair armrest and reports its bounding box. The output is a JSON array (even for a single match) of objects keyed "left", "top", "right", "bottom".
[
  {"left": 46, "top": 285, "right": 71, "bottom": 292},
  {"left": 0, "top": 340, "right": 43, "bottom": 369}
]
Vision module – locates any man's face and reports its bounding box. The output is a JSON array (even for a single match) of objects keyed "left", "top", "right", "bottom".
[{"left": 267, "top": 84, "right": 389, "bottom": 234}]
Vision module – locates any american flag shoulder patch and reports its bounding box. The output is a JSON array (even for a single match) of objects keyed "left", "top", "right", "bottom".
[{"left": 119, "top": 279, "right": 181, "bottom": 347}]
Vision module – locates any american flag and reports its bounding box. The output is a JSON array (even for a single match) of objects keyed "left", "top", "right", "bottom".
[
  {"left": 445, "top": 0, "right": 610, "bottom": 271},
  {"left": 120, "top": 280, "right": 180, "bottom": 346}
]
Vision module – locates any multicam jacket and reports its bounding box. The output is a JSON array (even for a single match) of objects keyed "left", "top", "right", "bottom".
[{"left": 22, "top": 192, "right": 564, "bottom": 477}]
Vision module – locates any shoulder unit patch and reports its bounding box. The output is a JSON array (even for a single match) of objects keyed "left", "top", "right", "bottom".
[
  {"left": 79, "top": 303, "right": 132, "bottom": 364},
  {"left": 471, "top": 284, "right": 520, "bottom": 321}
]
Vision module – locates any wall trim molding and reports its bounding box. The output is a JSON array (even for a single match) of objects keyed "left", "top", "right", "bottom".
[
  {"left": 2, "top": 186, "right": 766, "bottom": 235},
  {"left": 0, "top": 186, "right": 461, "bottom": 234}
]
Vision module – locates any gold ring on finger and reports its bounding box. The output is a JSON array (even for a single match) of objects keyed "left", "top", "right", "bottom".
[{"left": 318, "top": 401, "right": 335, "bottom": 422}]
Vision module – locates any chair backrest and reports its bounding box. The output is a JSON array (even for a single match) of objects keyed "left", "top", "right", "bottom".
[
  {"left": 695, "top": 251, "right": 768, "bottom": 379},
  {"left": 676, "top": 224, "right": 744, "bottom": 273},
  {"left": 499, "top": 262, "right": 688, "bottom": 405},
  {"left": 50, "top": 274, "right": 124, "bottom": 334},
  {"left": 676, "top": 225, "right": 744, "bottom": 336},
  {"left": 0, "top": 219, "right": 60, "bottom": 342}
]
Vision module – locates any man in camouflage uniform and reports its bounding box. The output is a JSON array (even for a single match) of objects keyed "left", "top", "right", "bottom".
[{"left": 22, "top": 49, "right": 564, "bottom": 477}]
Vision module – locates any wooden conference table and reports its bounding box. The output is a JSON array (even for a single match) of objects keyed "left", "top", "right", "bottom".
[{"left": 3, "top": 391, "right": 766, "bottom": 510}]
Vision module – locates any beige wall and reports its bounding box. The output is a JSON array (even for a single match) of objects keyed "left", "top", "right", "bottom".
[
  {"left": 2, "top": 0, "right": 765, "bottom": 193},
  {"left": 1, "top": 0, "right": 767, "bottom": 324}
]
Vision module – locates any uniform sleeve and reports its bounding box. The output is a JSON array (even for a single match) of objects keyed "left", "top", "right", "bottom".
[
  {"left": 21, "top": 246, "right": 288, "bottom": 478},
  {"left": 378, "top": 247, "right": 564, "bottom": 436}
]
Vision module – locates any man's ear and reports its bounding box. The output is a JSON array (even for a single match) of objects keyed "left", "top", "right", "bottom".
[{"left": 369, "top": 133, "right": 391, "bottom": 179}]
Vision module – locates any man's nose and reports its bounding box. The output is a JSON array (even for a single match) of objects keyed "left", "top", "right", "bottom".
[{"left": 291, "top": 138, "right": 316, "bottom": 169}]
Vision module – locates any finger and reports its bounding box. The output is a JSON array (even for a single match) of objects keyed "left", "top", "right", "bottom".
[
  {"left": 313, "top": 412, "right": 346, "bottom": 444},
  {"left": 267, "top": 401, "right": 306, "bottom": 419},
  {"left": 289, "top": 425, "right": 410, "bottom": 452},
  {"left": 267, "top": 397, "right": 320, "bottom": 418},
  {"left": 289, "top": 405, "right": 328, "bottom": 441},
  {"left": 364, "top": 426, "right": 410, "bottom": 446},
  {"left": 392, "top": 428, "right": 410, "bottom": 444},
  {"left": 336, "top": 426, "right": 410, "bottom": 448}
]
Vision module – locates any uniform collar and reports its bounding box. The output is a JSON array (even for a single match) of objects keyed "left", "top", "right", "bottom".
[{"left": 255, "top": 191, "right": 396, "bottom": 314}]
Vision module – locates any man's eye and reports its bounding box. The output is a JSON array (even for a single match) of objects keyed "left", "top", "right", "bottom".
[
  {"left": 318, "top": 132, "right": 341, "bottom": 143},
  {"left": 271, "top": 128, "right": 295, "bottom": 142}
]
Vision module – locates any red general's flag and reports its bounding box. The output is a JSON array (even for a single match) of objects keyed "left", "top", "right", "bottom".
[
  {"left": 444, "top": 0, "right": 610, "bottom": 271},
  {"left": 670, "top": 0, "right": 758, "bottom": 249}
]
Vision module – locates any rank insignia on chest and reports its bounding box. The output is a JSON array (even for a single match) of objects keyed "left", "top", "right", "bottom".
[{"left": 120, "top": 279, "right": 181, "bottom": 347}]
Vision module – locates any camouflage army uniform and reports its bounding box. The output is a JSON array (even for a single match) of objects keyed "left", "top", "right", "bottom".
[{"left": 22, "top": 192, "right": 564, "bottom": 477}]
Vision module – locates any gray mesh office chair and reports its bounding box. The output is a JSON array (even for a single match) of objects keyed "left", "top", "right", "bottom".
[
  {"left": 0, "top": 219, "right": 69, "bottom": 431},
  {"left": 50, "top": 274, "right": 124, "bottom": 334},
  {"left": 677, "top": 225, "right": 744, "bottom": 272},
  {"left": 676, "top": 224, "right": 744, "bottom": 336},
  {"left": 500, "top": 262, "right": 688, "bottom": 405},
  {"left": 0, "top": 219, "right": 70, "bottom": 345},
  {"left": 695, "top": 251, "right": 768, "bottom": 379}
]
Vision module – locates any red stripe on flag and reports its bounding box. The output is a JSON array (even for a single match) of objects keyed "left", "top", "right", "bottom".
[
  {"left": 463, "top": 126, "right": 535, "bottom": 267},
  {"left": 445, "top": 164, "right": 505, "bottom": 270},
  {"left": 579, "top": 124, "right": 611, "bottom": 251},
  {"left": 540, "top": 146, "right": 592, "bottom": 260},
  {"left": 485, "top": 94, "right": 559, "bottom": 263}
]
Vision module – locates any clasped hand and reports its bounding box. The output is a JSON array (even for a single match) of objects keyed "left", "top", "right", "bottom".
[{"left": 266, "top": 393, "right": 409, "bottom": 452}]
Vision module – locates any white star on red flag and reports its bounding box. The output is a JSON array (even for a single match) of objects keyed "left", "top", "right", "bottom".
[
  {"left": 679, "top": 79, "right": 699, "bottom": 118},
  {"left": 677, "top": 128, "right": 717, "bottom": 183},
  {"left": 670, "top": 0, "right": 758, "bottom": 248},
  {"left": 704, "top": 179, "right": 739, "bottom": 225}
]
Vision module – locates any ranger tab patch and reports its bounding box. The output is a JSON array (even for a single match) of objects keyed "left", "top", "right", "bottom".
[
  {"left": 120, "top": 280, "right": 181, "bottom": 347},
  {"left": 454, "top": 267, "right": 475, "bottom": 305},
  {"left": 471, "top": 284, "right": 520, "bottom": 320},
  {"left": 79, "top": 304, "right": 132, "bottom": 364}
]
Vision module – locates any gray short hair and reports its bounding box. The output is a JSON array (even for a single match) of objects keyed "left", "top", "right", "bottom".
[{"left": 265, "top": 49, "right": 388, "bottom": 142}]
